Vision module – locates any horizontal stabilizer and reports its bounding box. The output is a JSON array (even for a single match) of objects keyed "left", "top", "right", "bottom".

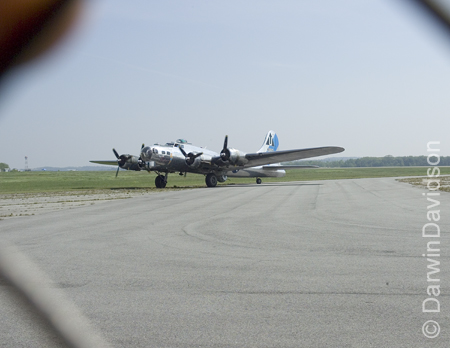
[{"left": 262, "top": 165, "right": 319, "bottom": 170}]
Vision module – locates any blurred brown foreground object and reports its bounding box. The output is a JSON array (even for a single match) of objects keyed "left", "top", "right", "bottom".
[{"left": 0, "top": 0, "right": 82, "bottom": 76}]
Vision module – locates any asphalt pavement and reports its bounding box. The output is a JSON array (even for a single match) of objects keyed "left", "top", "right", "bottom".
[{"left": 0, "top": 178, "right": 448, "bottom": 347}]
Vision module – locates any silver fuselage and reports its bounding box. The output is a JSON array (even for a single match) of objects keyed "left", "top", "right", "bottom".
[{"left": 140, "top": 142, "right": 285, "bottom": 178}]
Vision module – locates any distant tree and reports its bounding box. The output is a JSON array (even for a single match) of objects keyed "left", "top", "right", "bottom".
[
  {"left": 285, "top": 156, "right": 450, "bottom": 168},
  {"left": 0, "top": 163, "right": 10, "bottom": 172},
  {"left": 439, "top": 156, "right": 450, "bottom": 166},
  {"left": 342, "top": 159, "right": 356, "bottom": 167}
]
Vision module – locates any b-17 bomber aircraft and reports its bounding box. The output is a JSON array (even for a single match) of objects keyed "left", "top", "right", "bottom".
[{"left": 90, "top": 131, "right": 344, "bottom": 188}]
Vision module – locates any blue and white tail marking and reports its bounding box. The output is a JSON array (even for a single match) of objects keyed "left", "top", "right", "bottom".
[{"left": 257, "top": 130, "right": 279, "bottom": 153}]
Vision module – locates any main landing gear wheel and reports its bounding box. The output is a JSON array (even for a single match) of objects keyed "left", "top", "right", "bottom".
[
  {"left": 155, "top": 175, "right": 166, "bottom": 188},
  {"left": 205, "top": 173, "right": 218, "bottom": 187},
  {"left": 256, "top": 178, "right": 262, "bottom": 184}
]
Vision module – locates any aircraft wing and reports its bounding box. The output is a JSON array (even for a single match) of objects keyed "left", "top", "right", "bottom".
[
  {"left": 243, "top": 146, "right": 344, "bottom": 168},
  {"left": 262, "top": 165, "right": 319, "bottom": 169},
  {"left": 90, "top": 160, "right": 118, "bottom": 166}
]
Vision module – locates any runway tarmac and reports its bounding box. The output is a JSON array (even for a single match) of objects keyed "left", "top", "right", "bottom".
[{"left": 0, "top": 178, "right": 449, "bottom": 347}]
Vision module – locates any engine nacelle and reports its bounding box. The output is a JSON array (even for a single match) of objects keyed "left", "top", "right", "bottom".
[
  {"left": 186, "top": 155, "right": 202, "bottom": 169},
  {"left": 120, "top": 155, "right": 142, "bottom": 171},
  {"left": 226, "top": 148, "right": 246, "bottom": 165},
  {"left": 140, "top": 146, "right": 153, "bottom": 161}
]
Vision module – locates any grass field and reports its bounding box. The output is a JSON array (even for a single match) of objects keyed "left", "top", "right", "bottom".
[{"left": 1, "top": 167, "right": 450, "bottom": 194}]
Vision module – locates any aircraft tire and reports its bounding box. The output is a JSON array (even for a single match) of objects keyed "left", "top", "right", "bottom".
[
  {"left": 205, "top": 173, "right": 218, "bottom": 187},
  {"left": 256, "top": 178, "right": 262, "bottom": 184},
  {"left": 155, "top": 175, "right": 166, "bottom": 188}
]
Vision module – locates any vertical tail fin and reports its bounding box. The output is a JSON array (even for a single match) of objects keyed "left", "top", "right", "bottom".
[{"left": 257, "top": 130, "right": 279, "bottom": 153}]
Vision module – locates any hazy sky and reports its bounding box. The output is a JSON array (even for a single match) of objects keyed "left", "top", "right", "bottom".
[{"left": 1, "top": 0, "right": 450, "bottom": 169}]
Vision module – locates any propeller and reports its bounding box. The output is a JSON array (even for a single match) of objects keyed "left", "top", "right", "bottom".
[
  {"left": 113, "top": 148, "right": 122, "bottom": 177},
  {"left": 139, "top": 143, "right": 145, "bottom": 162},
  {"left": 113, "top": 148, "right": 120, "bottom": 159},
  {"left": 112, "top": 147, "right": 145, "bottom": 177},
  {"left": 220, "top": 135, "right": 230, "bottom": 161},
  {"left": 112, "top": 148, "right": 133, "bottom": 177},
  {"left": 177, "top": 145, "right": 203, "bottom": 166}
]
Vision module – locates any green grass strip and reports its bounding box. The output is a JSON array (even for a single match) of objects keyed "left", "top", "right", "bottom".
[{"left": 2, "top": 167, "right": 450, "bottom": 194}]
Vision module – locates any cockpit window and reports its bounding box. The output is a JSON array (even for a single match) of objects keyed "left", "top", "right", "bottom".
[
  {"left": 176, "top": 139, "right": 188, "bottom": 144},
  {"left": 152, "top": 148, "right": 158, "bottom": 154}
]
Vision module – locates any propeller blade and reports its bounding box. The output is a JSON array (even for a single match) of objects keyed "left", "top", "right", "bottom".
[
  {"left": 113, "top": 148, "right": 120, "bottom": 159},
  {"left": 115, "top": 166, "right": 120, "bottom": 177},
  {"left": 179, "top": 146, "right": 187, "bottom": 157},
  {"left": 220, "top": 135, "right": 230, "bottom": 161},
  {"left": 141, "top": 143, "right": 145, "bottom": 150}
]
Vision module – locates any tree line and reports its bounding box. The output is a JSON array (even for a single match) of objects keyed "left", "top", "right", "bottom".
[
  {"left": 0, "top": 163, "right": 10, "bottom": 172},
  {"left": 289, "top": 156, "right": 450, "bottom": 168}
]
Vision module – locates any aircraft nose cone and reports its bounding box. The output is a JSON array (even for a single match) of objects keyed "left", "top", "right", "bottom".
[{"left": 141, "top": 146, "right": 152, "bottom": 161}]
